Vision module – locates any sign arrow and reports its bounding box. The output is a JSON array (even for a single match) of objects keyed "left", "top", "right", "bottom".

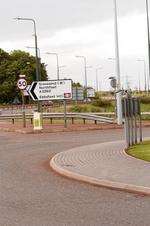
[
  {"left": 28, "top": 82, "right": 38, "bottom": 100},
  {"left": 28, "top": 79, "right": 72, "bottom": 101}
]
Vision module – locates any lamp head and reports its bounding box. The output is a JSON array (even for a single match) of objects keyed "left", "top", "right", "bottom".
[{"left": 13, "top": 17, "right": 22, "bottom": 20}]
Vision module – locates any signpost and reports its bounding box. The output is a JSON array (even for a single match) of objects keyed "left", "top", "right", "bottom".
[
  {"left": 122, "top": 93, "right": 142, "bottom": 148},
  {"left": 28, "top": 79, "right": 72, "bottom": 101},
  {"left": 22, "top": 85, "right": 30, "bottom": 96},
  {"left": 17, "top": 76, "right": 27, "bottom": 128},
  {"left": 28, "top": 79, "right": 72, "bottom": 128}
]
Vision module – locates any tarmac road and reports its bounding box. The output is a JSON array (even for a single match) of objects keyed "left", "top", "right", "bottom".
[{"left": 0, "top": 128, "right": 150, "bottom": 226}]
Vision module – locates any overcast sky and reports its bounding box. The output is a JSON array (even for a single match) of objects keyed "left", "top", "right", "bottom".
[{"left": 0, "top": 0, "right": 149, "bottom": 90}]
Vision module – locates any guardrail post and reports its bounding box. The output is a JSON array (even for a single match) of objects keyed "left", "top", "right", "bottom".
[
  {"left": 64, "top": 100, "right": 67, "bottom": 128},
  {"left": 95, "top": 120, "right": 97, "bottom": 125},
  {"left": 50, "top": 118, "right": 53, "bottom": 124},
  {"left": 71, "top": 117, "right": 74, "bottom": 124},
  {"left": 12, "top": 118, "right": 15, "bottom": 124},
  {"left": 83, "top": 118, "right": 86, "bottom": 124},
  {"left": 139, "top": 115, "right": 142, "bottom": 142}
]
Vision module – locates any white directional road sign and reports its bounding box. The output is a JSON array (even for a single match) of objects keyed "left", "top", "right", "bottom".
[
  {"left": 17, "top": 78, "right": 27, "bottom": 90},
  {"left": 87, "top": 88, "right": 95, "bottom": 98},
  {"left": 72, "top": 87, "right": 84, "bottom": 101},
  {"left": 29, "top": 79, "right": 72, "bottom": 101}
]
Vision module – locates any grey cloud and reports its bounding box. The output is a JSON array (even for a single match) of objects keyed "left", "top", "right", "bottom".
[{"left": 0, "top": 0, "right": 145, "bottom": 43}]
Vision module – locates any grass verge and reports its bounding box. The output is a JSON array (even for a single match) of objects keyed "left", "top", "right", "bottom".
[{"left": 127, "top": 141, "right": 150, "bottom": 162}]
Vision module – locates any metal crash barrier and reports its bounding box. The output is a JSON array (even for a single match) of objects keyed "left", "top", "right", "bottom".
[{"left": 122, "top": 94, "right": 142, "bottom": 148}]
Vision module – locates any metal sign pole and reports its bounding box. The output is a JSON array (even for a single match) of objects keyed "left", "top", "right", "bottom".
[
  {"left": 137, "top": 99, "right": 143, "bottom": 142},
  {"left": 123, "top": 98, "right": 130, "bottom": 148},
  {"left": 64, "top": 100, "right": 67, "bottom": 128},
  {"left": 134, "top": 115, "right": 138, "bottom": 144},
  {"left": 130, "top": 99, "right": 134, "bottom": 145},
  {"left": 139, "top": 115, "right": 143, "bottom": 142},
  {"left": 21, "top": 91, "right": 26, "bottom": 128},
  {"left": 126, "top": 98, "right": 131, "bottom": 147},
  {"left": 133, "top": 99, "right": 138, "bottom": 144}
]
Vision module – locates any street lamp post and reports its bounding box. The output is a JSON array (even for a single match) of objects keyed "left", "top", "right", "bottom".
[
  {"left": 113, "top": 0, "right": 122, "bottom": 125},
  {"left": 76, "top": 56, "right": 87, "bottom": 89},
  {"left": 14, "top": 17, "right": 41, "bottom": 112},
  {"left": 146, "top": 0, "right": 150, "bottom": 91},
  {"left": 137, "top": 59, "right": 147, "bottom": 92},
  {"left": 96, "top": 67, "right": 102, "bottom": 92},
  {"left": 26, "top": 46, "right": 41, "bottom": 82},
  {"left": 26, "top": 46, "right": 41, "bottom": 58},
  {"left": 46, "top": 52, "right": 60, "bottom": 80},
  {"left": 76, "top": 55, "right": 88, "bottom": 101}
]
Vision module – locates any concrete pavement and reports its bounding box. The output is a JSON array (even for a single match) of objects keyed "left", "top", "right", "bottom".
[
  {"left": 51, "top": 140, "right": 150, "bottom": 195},
  {"left": 1, "top": 129, "right": 150, "bottom": 226}
]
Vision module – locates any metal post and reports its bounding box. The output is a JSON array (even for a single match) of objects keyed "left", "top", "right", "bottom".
[
  {"left": 64, "top": 100, "right": 67, "bottom": 128},
  {"left": 139, "top": 109, "right": 143, "bottom": 143},
  {"left": 138, "top": 70, "right": 141, "bottom": 92},
  {"left": 130, "top": 99, "right": 134, "bottom": 145},
  {"left": 146, "top": 0, "right": 150, "bottom": 92},
  {"left": 96, "top": 69, "right": 98, "bottom": 92},
  {"left": 134, "top": 115, "right": 138, "bottom": 144},
  {"left": 133, "top": 99, "right": 138, "bottom": 144},
  {"left": 33, "top": 22, "right": 41, "bottom": 112},
  {"left": 56, "top": 54, "right": 60, "bottom": 80},
  {"left": 26, "top": 46, "right": 41, "bottom": 84},
  {"left": 113, "top": 0, "right": 122, "bottom": 125},
  {"left": 21, "top": 91, "right": 26, "bottom": 128},
  {"left": 138, "top": 59, "right": 147, "bottom": 93},
  {"left": 127, "top": 98, "right": 131, "bottom": 147},
  {"left": 76, "top": 86, "right": 78, "bottom": 104},
  {"left": 96, "top": 67, "right": 102, "bottom": 92},
  {"left": 144, "top": 60, "right": 147, "bottom": 92},
  {"left": 46, "top": 52, "right": 60, "bottom": 80},
  {"left": 14, "top": 18, "right": 41, "bottom": 112},
  {"left": 123, "top": 99, "right": 130, "bottom": 148},
  {"left": 137, "top": 99, "right": 143, "bottom": 142},
  {"left": 84, "top": 57, "right": 87, "bottom": 91},
  {"left": 76, "top": 56, "right": 88, "bottom": 101}
]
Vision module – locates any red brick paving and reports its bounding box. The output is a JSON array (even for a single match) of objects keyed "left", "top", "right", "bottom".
[{"left": 0, "top": 120, "right": 123, "bottom": 133}]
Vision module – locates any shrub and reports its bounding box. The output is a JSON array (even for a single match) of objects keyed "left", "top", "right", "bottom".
[
  {"left": 92, "top": 98, "right": 112, "bottom": 108},
  {"left": 90, "top": 106, "right": 102, "bottom": 112},
  {"left": 69, "top": 104, "right": 94, "bottom": 113},
  {"left": 140, "top": 96, "right": 150, "bottom": 104},
  {"left": 70, "top": 105, "right": 83, "bottom": 112}
]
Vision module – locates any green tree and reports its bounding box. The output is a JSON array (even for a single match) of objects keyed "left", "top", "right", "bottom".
[
  {"left": 0, "top": 49, "right": 48, "bottom": 103},
  {"left": 72, "top": 82, "right": 82, "bottom": 87}
]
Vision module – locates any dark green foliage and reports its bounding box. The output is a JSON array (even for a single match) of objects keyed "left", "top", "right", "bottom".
[
  {"left": 92, "top": 98, "right": 112, "bottom": 108},
  {"left": 140, "top": 96, "right": 150, "bottom": 104},
  {"left": 72, "top": 82, "right": 82, "bottom": 87},
  {"left": 70, "top": 105, "right": 85, "bottom": 112},
  {"left": 0, "top": 49, "right": 48, "bottom": 103},
  {"left": 69, "top": 104, "right": 103, "bottom": 113}
]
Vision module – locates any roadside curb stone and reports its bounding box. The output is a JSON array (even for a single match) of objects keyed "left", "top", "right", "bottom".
[{"left": 50, "top": 141, "right": 150, "bottom": 195}]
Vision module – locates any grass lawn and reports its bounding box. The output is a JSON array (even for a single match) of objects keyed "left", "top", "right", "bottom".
[{"left": 127, "top": 141, "right": 150, "bottom": 162}]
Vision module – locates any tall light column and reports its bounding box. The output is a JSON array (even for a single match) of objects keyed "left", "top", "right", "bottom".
[
  {"left": 26, "top": 46, "right": 41, "bottom": 58},
  {"left": 113, "top": 0, "right": 122, "bottom": 125},
  {"left": 96, "top": 67, "right": 102, "bottom": 92},
  {"left": 137, "top": 59, "right": 147, "bottom": 92},
  {"left": 14, "top": 17, "right": 41, "bottom": 112},
  {"left": 26, "top": 46, "right": 41, "bottom": 80},
  {"left": 146, "top": 0, "right": 150, "bottom": 91},
  {"left": 46, "top": 52, "right": 60, "bottom": 80},
  {"left": 76, "top": 56, "right": 87, "bottom": 89},
  {"left": 76, "top": 55, "right": 88, "bottom": 101}
]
